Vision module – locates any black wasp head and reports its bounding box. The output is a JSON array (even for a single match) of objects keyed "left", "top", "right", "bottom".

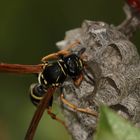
[{"left": 63, "top": 51, "right": 84, "bottom": 77}]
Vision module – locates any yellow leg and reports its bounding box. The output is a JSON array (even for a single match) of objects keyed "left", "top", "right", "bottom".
[
  {"left": 47, "top": 108, "right": 67, "bottom": 128},
  {"left": 60, "top": 94, "right": 98, "bottom": 117},
  {"left": 41, "top": 50, "right": 70, "bottom": 62},
  {"left": 73, "top": 74, "right": 83, "bottom": 87},
  {"left": 41, "top": 40, "right": 80, "bottom": 62}
]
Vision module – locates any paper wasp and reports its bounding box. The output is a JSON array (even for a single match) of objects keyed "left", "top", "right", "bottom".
[{"left": 0, "top": 41, "right": 97, "bottom": 140}]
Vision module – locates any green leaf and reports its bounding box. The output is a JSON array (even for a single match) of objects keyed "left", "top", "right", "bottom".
[{"left": 94, "top": 106, "right": 140, "bottom": 140}]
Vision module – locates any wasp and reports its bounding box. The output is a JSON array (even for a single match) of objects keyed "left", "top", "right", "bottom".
[
  {"left": 0, "top": 41, "right": 97, "bottom": 140},
  {"left": 30, "top": 45, "right": 85, "bottom": 107}
]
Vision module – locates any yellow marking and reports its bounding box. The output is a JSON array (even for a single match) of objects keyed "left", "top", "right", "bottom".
[
  {"left": 76, "top": 60, "right": 79, "bottom": 67},
  {"left": 30, "top": 90, "right": 43, "bottom": 100},
  {"left": 58, "top": 61, "right": 66, "bottom": 76},
  {"left": 56, "top": 75, "right": 60, "bottom": 82},
  {"left": 64, "top": 63, "right": 67, "bottom": 69},
  {"left": 43, "top": 63, "right": 48, "bottom": 69},
  {"left": 59, "top": 59, "right": 63, "bottom": 62},
  {"left": 52, "top": 83, "right": 59, "bottom": 87},
  {"left": 44, "top": 80, "right": 48, "bottom": 85},
  {"left": 38, "top": 73, "right": 42, "bottom": 84},
  {"left": 79, "top": 59, "right": 83, "bottom": 67},
  {"left": 55, "top": 83, "right": 59, "bottom": 86},
  {"left": 41, "top": 74, "right": 44, "bottom": 79}
]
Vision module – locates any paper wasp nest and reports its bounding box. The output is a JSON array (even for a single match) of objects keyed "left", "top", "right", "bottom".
[{"left": 56, "top": 20, "right": 140, "bottom": 140}]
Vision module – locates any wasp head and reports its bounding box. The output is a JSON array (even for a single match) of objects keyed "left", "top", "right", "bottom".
[{"left": 63, "top": 54, "right": 84, "bottom": 77}]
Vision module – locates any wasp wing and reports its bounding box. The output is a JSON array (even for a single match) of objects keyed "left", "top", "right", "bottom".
[
  {"left": 25, "top": 87, "right": 56, "bottom": 140},
  {"left": 0, "top": 63, "right": 43, "bottom": 74}
]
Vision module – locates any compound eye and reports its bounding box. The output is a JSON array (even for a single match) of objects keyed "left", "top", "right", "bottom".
[{"left": 67, "top": 58, "right": 76, "bottom": 73}]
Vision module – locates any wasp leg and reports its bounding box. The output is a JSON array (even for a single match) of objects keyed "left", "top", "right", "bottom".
[
  {"left": 41, "top": 50, "right": 70, "bottom": 62},
  {"left": 73, "top": 74, "right": 83, "bottom": 87},
  {"left": 60, "top": 94, "right": 98, "bottom": 117},
  {"left": 47, "top": 108, "right": 67, "bottom": 128},
  {"left": 41, "top": 40, "right": 80, "bottom": 62}
]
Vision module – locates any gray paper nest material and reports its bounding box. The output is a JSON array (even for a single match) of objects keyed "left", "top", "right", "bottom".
[{"left": 56, "top": 20, "right": 140, "bottom": 140}]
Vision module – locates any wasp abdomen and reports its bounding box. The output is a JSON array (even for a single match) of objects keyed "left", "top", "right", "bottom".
[{"left": 29, "top": 83, "right": 53, "bottom": 107}]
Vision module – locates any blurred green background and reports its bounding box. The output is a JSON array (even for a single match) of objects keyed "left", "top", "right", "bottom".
[{"left": 0, "top": 0, "right": 139, "bottom": 140}]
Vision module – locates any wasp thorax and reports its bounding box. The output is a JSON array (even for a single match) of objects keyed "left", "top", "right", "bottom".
[{"left": 39, "top": 61, "right": 67, "bottom": 86}]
